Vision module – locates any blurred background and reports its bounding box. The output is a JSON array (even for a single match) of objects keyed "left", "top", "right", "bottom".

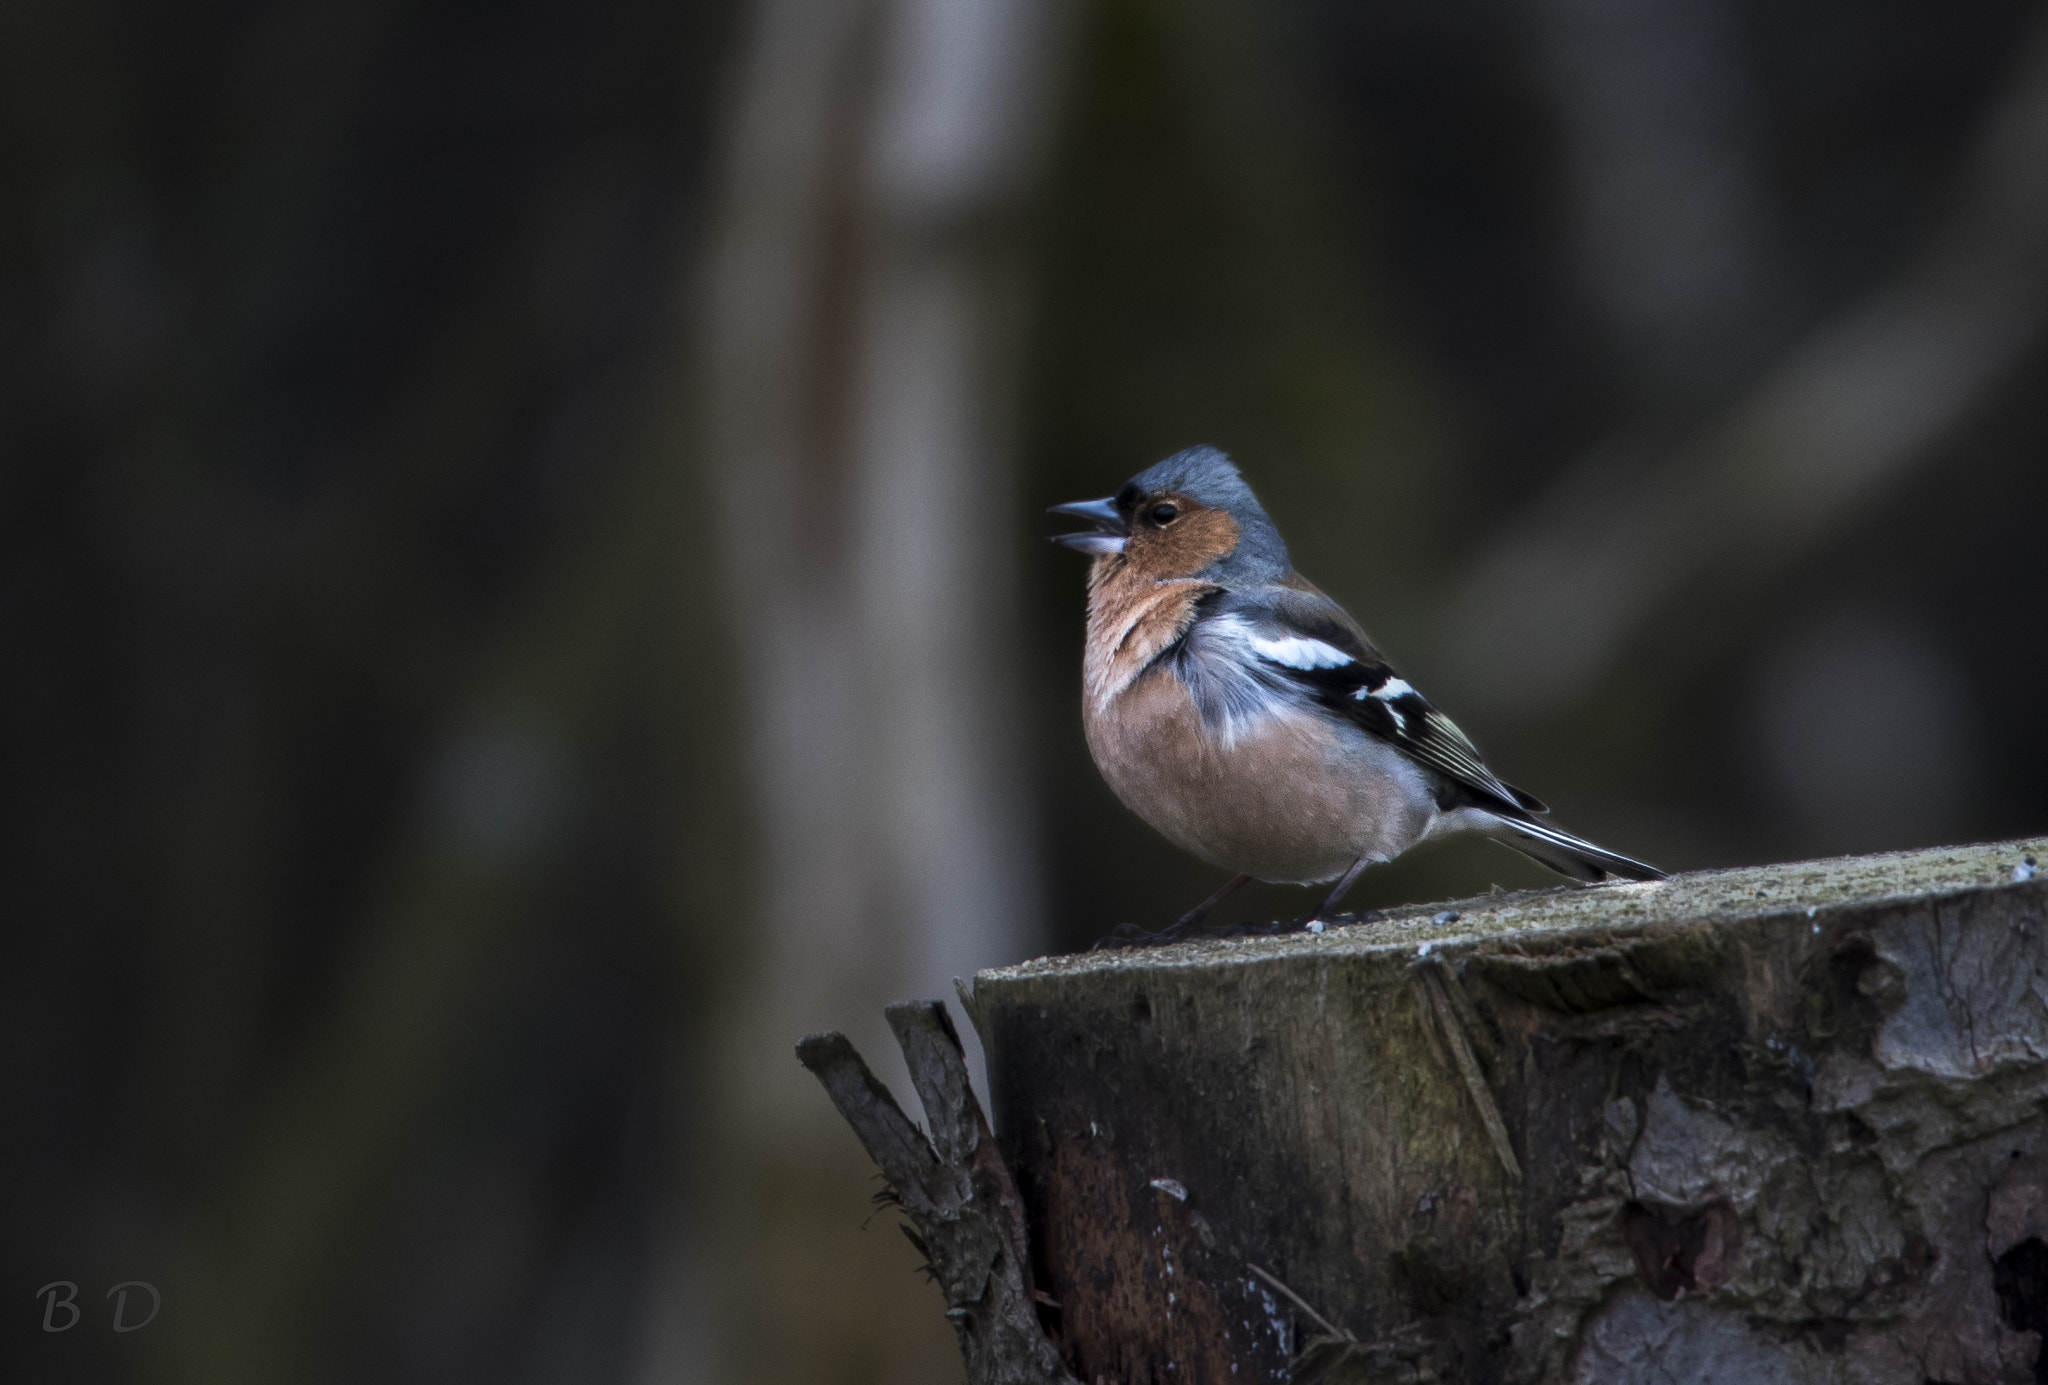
[{"left": 6, "top": 0, "right": 2046, "bottom": 1380}]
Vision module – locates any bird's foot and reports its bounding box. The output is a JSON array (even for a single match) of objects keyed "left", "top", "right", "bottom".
[
  {"left": 1287, "top": 906, "right": 1388, "bottom": 935},
  {"left": 1287, "top": 855, "right": 1381, "bottom": 933},
  {"left": 1089, "top": 920, "right": 1183, "bottom": 951}
]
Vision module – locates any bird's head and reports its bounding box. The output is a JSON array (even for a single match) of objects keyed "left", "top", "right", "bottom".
[{"left": 1050, "top": 445, "right": 1290, "bottom": 586}]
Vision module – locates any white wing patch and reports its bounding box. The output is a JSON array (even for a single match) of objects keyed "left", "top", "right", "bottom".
[
  {"left": 1351, "top": 676, "right": 1416, "bottom": 702},
  {"left": 1351, "top": 674, "right": 1419, "bottom": 729},
  {"left": 1248, "top": 633, "right": 1354, "bottom": 670}
]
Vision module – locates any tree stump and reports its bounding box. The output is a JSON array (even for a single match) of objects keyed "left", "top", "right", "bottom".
[
  {"left": 798, "top": 1005, "right": 1079, "bottom": 1385},
  {"left": 964, "top": 838, "right": 2048, "bottom": 1384}
]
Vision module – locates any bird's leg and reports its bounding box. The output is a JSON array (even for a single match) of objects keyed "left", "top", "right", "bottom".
[
  {"left": 1297, "top": 855, "right": 1376, "bottom": 929},
  {"left": 1089, "top": 872, "right": 1254, "bottom": 950},
  {"left": 1170, "top": 872, "right": 1252, "bottom": 933}
]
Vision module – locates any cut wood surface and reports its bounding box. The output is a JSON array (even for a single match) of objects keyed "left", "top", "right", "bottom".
[{"left": 966, "top": 837, "right": 2048, "bottom": 1384}]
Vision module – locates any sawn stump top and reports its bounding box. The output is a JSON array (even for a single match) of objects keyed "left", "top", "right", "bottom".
[{"left": 978, "top": 836, "right": 2047, "bottom": 986}]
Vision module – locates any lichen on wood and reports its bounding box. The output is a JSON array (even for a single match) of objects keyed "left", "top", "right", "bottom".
[{"left": 969, "top": 838, "right": 2048, "bottom": 1383}]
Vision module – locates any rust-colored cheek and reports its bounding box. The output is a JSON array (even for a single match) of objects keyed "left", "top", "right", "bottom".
[{"left": 1126, "top": 510, "right": 1240, "bottom": 580}]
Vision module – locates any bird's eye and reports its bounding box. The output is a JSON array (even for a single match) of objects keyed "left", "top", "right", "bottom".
[{"left": 1150, "top": 502, "right": 1180, "bottom": 525}]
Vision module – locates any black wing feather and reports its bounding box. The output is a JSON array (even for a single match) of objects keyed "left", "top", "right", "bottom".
[{"left": 1224, "top": 587, "right": 1549, "bottom": 816}]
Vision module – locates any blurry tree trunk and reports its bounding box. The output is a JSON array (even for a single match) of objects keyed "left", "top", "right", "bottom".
[
  {"left": 693, "top": 0, "right": 1065, "bottom": 1379},
  {"left": 1526, "top": 0, "right": 1795, "bottom": 394},
  {"left": 704, "top": 0, "right": 1055, "bottom": 1121},
  {"left": 962, "top": 838, "right": 2048, "bottom": 1383}
]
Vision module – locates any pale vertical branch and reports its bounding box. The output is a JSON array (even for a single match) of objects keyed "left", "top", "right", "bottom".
[
  {"left": 703, "top": 0, "right": 1058, "bottom": 1126},
  {"left": 697, "top": 1, "right": 1067, "bottom": 1380}
]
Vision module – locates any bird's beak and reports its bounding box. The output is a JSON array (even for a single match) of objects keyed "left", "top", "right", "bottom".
[{"left": 1048, "top": 497, "right": 1126, "bottom": 555}]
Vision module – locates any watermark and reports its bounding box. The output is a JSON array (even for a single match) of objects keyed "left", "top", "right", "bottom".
[{"left": 36, "top": 1281, "right": 161, "bottom": 1333}]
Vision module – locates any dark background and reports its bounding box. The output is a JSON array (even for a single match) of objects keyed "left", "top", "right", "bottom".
[{"left": 5, "top": 0, "right": 2044, "bottom": 1381}]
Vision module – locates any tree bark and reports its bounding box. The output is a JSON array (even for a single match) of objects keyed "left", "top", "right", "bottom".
[
  {"left": 965, "top": 837, "right": 2048, "bottom": 1384},
  {"left": 798, "top": 1003, "right": 1081, "bottom": 1385}
]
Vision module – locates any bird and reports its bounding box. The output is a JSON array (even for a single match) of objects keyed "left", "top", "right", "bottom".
[{"left": 1051, "top": 445, "right": 1663, "bottom": 936}]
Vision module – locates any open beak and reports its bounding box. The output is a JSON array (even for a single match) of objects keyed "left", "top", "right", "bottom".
[{"left": 1048, "top": 497, "right": 1126, "bottom": 555}]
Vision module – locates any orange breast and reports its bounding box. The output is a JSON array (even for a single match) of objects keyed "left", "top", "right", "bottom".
[
  {"left": 1081, "top": 563, "right": 1212, "bottom": 713},
  {"left": 1077, "top": 567, "right": 1444, "bottom": 882}
]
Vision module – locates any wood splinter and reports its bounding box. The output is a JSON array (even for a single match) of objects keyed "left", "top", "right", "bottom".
[{"left": 796, "top": 1002, "right": 1080, "bottom": 1385}]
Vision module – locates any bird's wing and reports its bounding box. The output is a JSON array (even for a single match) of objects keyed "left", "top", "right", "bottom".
[{"left": 1212, "top": 584, "right": 1548, "bottom": 815}]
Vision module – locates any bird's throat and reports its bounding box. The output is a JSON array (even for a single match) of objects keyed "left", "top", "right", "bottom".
[{"left": 1083, "top": 569, "right": 1213, "bottom": 711}]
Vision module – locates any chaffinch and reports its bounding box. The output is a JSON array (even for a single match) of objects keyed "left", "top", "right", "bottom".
[{"left": 1052, "top": 445, "right": 1663, "bottom": 934}]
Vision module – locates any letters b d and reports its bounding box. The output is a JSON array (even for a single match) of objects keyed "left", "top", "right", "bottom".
[
  {"left": 35, "top": 1280, "right": 160, "bottom": 1332},
  {"left": 36, "top": 1281, "right": 79, "bottom": 1332},
  {"left": 108, "top": 1281, "right": 161, "bottom": 1332}
]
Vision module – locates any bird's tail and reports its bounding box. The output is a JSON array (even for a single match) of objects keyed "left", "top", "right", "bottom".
[{"left": 1481, "top": 812, "right": 1665, "bottom": 884}]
